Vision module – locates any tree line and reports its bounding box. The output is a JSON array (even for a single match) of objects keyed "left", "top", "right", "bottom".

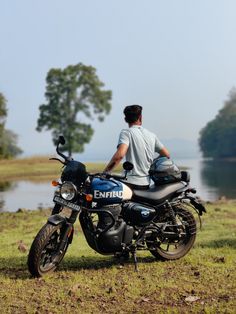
[
  {"left": 1, "top": 61, "right": 236, "bottom": 160},
  {"left": 199, "top": 88, "right": 236, "bottom": 159}
]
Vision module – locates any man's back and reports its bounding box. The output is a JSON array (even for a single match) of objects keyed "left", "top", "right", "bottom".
[
  {"left": 118, "top": 125, "right": 164, "bottom": 185},
  {"left": 104, "top": 104, "right": 169, "bottom": 186}
]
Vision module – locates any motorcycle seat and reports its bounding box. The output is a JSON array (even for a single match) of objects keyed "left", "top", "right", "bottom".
[{"left": 132, "top": 182, "right": 186, "bottom": 205}]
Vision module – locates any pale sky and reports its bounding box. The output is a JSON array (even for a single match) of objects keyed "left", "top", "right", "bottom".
[{"left": 1, "top": 0, "right": 236, "bottom": 160}]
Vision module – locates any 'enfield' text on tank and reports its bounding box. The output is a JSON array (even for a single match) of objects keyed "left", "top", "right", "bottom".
[{"left": 94, "top": 190, "right": 123, "bottom": 199}]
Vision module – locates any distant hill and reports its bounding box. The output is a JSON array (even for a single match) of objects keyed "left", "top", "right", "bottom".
[
  {"left": 78, "top": 138, "right": 200, "bottom": 162},
  {"left": 163, "top": 138, "right": 200, "bottom": 159}
]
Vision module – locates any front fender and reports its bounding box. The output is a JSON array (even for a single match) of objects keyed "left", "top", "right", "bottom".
[
  {"left": 48, "top": 214, "right": 67, "bottom": 226},
  {"left": 47, "top": 214, "right": 74, "bottom": 244}
]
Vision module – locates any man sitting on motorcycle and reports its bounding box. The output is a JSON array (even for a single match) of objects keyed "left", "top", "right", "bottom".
[{"left": 104, "top": 105, "right": 170, "bottom": 190}]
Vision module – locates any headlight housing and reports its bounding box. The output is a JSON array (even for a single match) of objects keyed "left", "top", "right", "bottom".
[{"left": 60, "top": 182, "right": 77, "bottom": 201}]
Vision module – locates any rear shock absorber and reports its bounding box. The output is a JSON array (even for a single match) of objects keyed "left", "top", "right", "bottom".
[{"left": 165, "top": 201, "right": 177, "bottom": 226}]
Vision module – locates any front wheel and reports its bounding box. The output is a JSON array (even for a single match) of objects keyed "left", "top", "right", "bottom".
[
  {"left": 27, "top": 223, "right": 69, "bottom": 277},
  {"left": 147, "top": 207, "right": 196, "bottom": 261}
]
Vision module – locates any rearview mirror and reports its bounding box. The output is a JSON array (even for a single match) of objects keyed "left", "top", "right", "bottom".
[
  {"left": 58, "top": 135, "right": 65, "bottom": 145},
  {"left": 123, "top": 161, "right": 133, "bottom": 171}
]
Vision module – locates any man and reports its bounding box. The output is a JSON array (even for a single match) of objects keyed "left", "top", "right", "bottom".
[{"left": 104, "top": 105, "right": 170, "bottom": 189}]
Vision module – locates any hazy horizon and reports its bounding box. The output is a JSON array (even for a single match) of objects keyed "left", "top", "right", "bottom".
[{"left": 1, "top": 1, "right": 236, "bottom": 159}]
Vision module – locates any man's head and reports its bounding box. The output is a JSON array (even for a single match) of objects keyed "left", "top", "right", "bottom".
[{"left": 123, "top": 105, "right": 142, "bottom": 124}]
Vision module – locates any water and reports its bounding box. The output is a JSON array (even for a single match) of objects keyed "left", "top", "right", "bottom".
[
  {"left": 1, "top": 158, "right": 236, "bottom": 212},
  {"left": 0, "top": 181, "right": 56, "bottom": 212},
  {"left": 175, "top": 158, "right": 236, "bottom": 201}
]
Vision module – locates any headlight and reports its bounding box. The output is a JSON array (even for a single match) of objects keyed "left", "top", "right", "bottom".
[{"left": 60, "top": 182, "right": 77, "bottom": 201}]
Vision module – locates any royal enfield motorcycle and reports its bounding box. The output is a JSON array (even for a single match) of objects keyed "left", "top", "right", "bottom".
[{"left": 27, "top": 136, "right": 206, "bottom": 277}]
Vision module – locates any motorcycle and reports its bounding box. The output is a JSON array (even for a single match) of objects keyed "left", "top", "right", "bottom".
[{"left": 27, "top": 136, "right": 206, "bottom": 277}]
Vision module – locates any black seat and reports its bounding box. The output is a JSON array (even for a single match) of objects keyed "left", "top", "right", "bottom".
[{"left": 132, "top": 182, "right": 186, "bottom": 205}]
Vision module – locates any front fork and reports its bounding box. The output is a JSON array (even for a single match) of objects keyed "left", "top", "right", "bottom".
[{"left": 47, "top": 210, "right": 79, "bottom": 255}]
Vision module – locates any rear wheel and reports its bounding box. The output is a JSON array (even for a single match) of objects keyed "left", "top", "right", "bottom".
[
  {"left": 27, "top": 223, "right": 69, "bottom": 277},
  {"left": 147, "top": 208, "right": 196, "bottom": 260}
]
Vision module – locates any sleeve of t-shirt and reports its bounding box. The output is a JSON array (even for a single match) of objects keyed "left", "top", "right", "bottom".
[
  {"left": 155, "top": 136, "right": 164, "bottom": 153},
  {"left": 117, "top": 129, "right": 130, "bottom": 148}
]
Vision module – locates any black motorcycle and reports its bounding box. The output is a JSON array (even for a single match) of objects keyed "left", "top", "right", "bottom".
[{"left": 27, "top": 136, "right": 206, "bottom": 277}]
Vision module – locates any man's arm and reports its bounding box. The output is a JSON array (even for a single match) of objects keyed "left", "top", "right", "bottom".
[
  {"left": 104, "top": 143, "right": 128, "bottom": 173},
  {"left": 159, "top": 147, "right": 170, "bottom": 158}
]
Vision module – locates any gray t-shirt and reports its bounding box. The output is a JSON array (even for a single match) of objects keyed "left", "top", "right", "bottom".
[{"left": 118, "top": 125, "right": 164, "bottom": 185}]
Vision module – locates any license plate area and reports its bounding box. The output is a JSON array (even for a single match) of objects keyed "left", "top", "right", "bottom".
[{"left": 53, "top": 195, "right": 80, "bottom": 211}]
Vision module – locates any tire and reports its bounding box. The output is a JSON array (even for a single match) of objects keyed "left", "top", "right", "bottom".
[
  {"left": 27, "top": 223, "right": 69, "bottom": 277},
  {"left": 148, "top": 207, "right": 196, "bottom": 261}
]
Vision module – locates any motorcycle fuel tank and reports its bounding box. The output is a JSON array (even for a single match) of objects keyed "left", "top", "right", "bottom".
[{"left": 91, "top": 178, "right": 132, "bottom": 206}]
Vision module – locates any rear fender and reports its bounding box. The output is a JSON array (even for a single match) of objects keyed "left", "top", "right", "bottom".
[
  {"left": 179, "top": 196, "right": 206, "bottom": 230},
  {"left": 188, "top": 197, "right": 206, "bottom": 216}
]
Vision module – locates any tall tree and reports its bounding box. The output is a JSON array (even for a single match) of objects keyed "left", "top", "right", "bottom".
[
  {"left": 0, "top": 93, "right": 8, "bottom": 157},
  {"left": 199, "top": 88, "right": 236, "bottom": 158},
  {"left": 36, "top": 63, "right": 112, "bottom": 156},
  {"left": 0, "top": 93, "right": 7, "bottom": 135},
  {"left": 0, "top": 93, "right": 22, "bottom": 159}
]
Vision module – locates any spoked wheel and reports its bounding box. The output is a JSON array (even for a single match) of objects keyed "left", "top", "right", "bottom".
[
  {"left": 147, "top": 208, "right": 196, "bottom": 260},
  {"left": 28, "top": 223, "right": 69, "bottom": 277}
]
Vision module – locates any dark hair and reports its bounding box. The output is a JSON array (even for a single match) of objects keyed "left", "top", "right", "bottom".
[{"left": 123, "top": 105, "right": 142, "bottom": 123}]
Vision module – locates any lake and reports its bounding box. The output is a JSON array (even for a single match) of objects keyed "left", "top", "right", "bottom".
[{"left": 1, "top": 158, "right": 236, "bottom": 212}]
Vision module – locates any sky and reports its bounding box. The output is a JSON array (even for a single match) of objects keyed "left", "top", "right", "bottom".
[{"left": 1, "top": 0, "right": 236, "bottom": 161}]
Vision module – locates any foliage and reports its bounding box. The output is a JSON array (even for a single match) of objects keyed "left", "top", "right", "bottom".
[
  {"left": 0, "top": 202, "right": 236, "bottom": 312},
  {"left": 37, "top": 63, "right": 112, "bottom": 156},
  {"left": 0, "top": 129, "right": 23, "bottom": 158},
  {"left": 0, "top": 93, "right": 7, "bottom": 125},
  {"left": 0, "top": 93, "right": 22, "bottom": 159},
  {"left": 0, "top": 93, "right": 7, "bottom": 154},
  {"left": 199, "top": 88, "right": 236, "bottom": 158}
]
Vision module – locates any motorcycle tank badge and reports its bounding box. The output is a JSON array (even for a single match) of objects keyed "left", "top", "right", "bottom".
[{"left": 91, "top": 177, "right": 133, "bottom": 205}]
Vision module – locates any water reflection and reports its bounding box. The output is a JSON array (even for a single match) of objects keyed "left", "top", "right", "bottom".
[
  {"left": 200, "top": 159, "right": 236, "bottom": 200},
  {"left": 1, "top": 159, "right": 236, "bottom": 212},
  {"left": 0, "top": 180, "right": 55, "bottom": 212},
  {"left": 0, "top": 181, "right": 13, "bottom": 192},
  {"left": 0, "top": 181, "right": 13, "bottom": 212}
]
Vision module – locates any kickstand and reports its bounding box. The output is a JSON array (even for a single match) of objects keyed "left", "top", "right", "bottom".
[{"left": 131, "top": 248, "right": 138, "bottom": 272}]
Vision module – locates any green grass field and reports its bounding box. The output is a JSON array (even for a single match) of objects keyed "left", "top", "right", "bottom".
[
  {"left": 0, "top": 201, "right": 236, "bottom": 313},
  {"left": 0, "top": 156, "right": 114, "bottom": 181}
]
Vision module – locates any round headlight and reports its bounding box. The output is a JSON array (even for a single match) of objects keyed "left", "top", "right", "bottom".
[{"left": 60, "top": 182, "right": 77, "bottom": 201}]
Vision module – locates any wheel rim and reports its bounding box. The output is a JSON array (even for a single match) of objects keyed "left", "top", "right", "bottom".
[
  {"left": 150, "top": 212, "right": 192, "bottom": 256},
  {"left": 39, "top": 228, "right": 64, "bottom": 273}
]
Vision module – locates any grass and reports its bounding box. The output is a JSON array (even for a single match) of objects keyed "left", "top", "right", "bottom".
[
  {"left": 0, "top": 156, "right": 117, "bottom": 181},
  {"left": 0, "top": 201, "right": 236, "bottom": 313}
]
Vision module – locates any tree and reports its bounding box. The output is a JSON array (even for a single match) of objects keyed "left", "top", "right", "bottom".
[
  {"left": 0, "top": 93, "right": 22, "bottom": 159},
  {"left": 0, "top": 93, "right": 7, "bottom": 144},
  {"left": 199, "top": 88, "right": 236, "bottom": 158},
  {"left": 36, "top": 63, "right": 112, "bottom": 156}
]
